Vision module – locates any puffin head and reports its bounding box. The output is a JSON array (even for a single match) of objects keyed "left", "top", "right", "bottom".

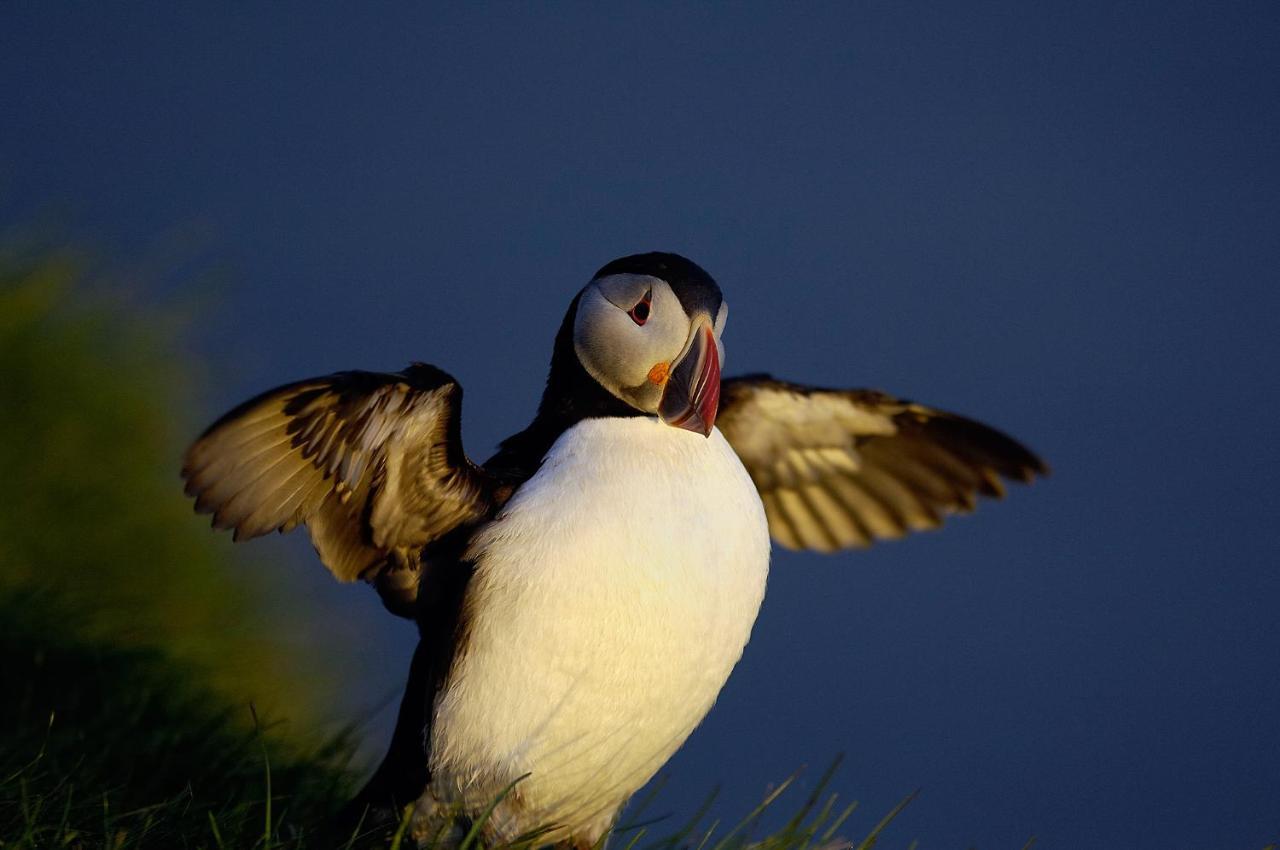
[{"left": 572, "top": 252, "right": 727, "bottom": 437}]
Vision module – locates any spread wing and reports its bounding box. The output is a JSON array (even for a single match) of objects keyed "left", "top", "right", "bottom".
[
  {"left": 717, "top": 375, "right": 1047, "bottom": 552},
  {"left": 182, "top": 363, "right": 494, "bottom": 582}
]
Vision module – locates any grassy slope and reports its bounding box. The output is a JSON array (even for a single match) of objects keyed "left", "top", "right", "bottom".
[
  {"left": 0, "top": 591, "right": 353, "bottom": 849},
  {"left": 0, "top": 606, "right": 906, "bottom": 850},
  {"left": 0, "top": 242, "right": 914, "bottom": 849}
]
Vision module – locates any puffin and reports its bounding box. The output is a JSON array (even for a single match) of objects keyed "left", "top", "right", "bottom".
[{"left": 181, "top": 252, "right": 1046, "bottom": 847}]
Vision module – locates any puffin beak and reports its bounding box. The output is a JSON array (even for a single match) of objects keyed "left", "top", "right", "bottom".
[{"left": 658, "top": 319, "right": 721, "bottom": 437}]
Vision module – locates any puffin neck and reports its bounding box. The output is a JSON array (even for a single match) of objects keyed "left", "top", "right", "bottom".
[{"left": 486, "top": 296, "right": 645, "bottom": 478}]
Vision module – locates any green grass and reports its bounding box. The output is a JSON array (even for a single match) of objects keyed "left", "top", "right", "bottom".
[
  {"left": 0, "top": 590, "right": 355, "bottom": 849},
  {"left": 0, "top": 590, "right": 914, "bottom": 849}
]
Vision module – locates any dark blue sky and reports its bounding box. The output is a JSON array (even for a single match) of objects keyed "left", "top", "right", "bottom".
[{"left": 4, "top": 3, "right": 1278, "bottom": 847}]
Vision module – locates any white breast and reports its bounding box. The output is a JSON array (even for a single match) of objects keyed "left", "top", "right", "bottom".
[{"left": 425, "top": 417, "right": 770, "bottom": 844}]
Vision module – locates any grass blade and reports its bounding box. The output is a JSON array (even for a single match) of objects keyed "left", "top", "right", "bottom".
[
  {"left": 853, "top": 790, "right": 917, "bottom": 850},
  {"left": 458, "top": 773, "right": 531, "bottom": 850},
  {"left": 208, "top": 811, "right": 227, "bottom": 850},
  {"left": 710, "top": 773, "right": 797, "bottom": 850},
  {"left": 250, "top": 704, "right": 273, "bottom": 850},
  {"left": 388, "top": 802, "right": 416, "bottom": 850}
]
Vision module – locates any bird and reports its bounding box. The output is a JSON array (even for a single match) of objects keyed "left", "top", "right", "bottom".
[{"left": 181, "top": 252, "right": 1046, "bottom": 848}]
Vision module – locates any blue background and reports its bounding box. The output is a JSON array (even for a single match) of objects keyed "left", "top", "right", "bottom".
[{"left": 3, "top": 3, "right": 1277, "bottom": 847}]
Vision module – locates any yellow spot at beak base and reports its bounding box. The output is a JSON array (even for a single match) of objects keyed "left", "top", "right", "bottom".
[{"left": 647, "top": 362, "right": 670, "bottom": 385}]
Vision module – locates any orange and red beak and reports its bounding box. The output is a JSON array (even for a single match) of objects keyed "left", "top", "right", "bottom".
[{"left": 658, "top": 320, "right": 721, "bottom": 437}]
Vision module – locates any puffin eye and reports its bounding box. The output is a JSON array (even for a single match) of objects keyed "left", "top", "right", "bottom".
[{"left": 628, "top": 290, "right": 652, "bottom": 326}]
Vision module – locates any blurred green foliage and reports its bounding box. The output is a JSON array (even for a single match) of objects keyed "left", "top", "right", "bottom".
[
  {"left": 0, "top": 241, "right": 326, "bottom": 725},
  {"left": 0, "top": 239, "right": 366, "bottom": 845}
]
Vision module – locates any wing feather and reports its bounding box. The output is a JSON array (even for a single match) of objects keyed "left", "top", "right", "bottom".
[
  {"left": 718, "top": 376, "right": 1046, "bottom": 552},
  {"left": 183, "top": 363, "right": 494, "bottom": 583},
  {"left": 760, "top": 491, "right": 803, "bottom": 550}
]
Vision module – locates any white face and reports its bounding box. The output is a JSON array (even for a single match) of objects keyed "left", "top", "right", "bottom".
[{"left": 574, "top": 273, "right": 728, "bottom": 413}]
